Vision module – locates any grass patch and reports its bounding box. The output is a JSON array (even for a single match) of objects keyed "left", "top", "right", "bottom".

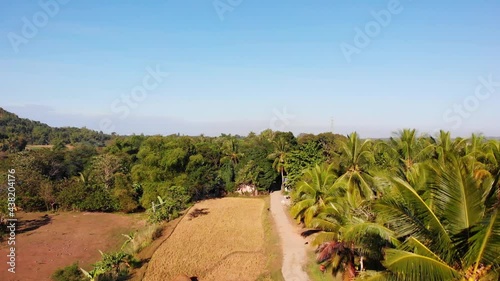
[
  {"left": 51, "top": 262, "right": 85, "bottom": 281},
  {"left": 121, "top": 223, "right": 163, "bottom": 255},
  {"left": 257, "top": 196, "right": 284, "bottom": 281}
]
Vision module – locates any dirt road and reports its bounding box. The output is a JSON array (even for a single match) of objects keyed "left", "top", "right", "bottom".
[{"left": 270, "top": 191, "right": 309, "bottom": 281}]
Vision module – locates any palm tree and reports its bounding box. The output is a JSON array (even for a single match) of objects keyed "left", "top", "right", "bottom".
[
  {"left": 221, "top": 138, "right": 243, "bottom": 165},
  {"left": 431, "top": 130, "right": 466, "bottom": 164},
  {"left": 389, "top": 129, "right": 434, "bottom": 173},
  {"left": 334, "top": 132, "right": 375, "bottom": 207},
  {"left": 367, "top": 156, "right": 499, "bottom": 281},
  {"left": 268, "top": 137, "right": 291, "bottom": 191},
  {"left": 316, "top": 241, "right": 357, "bottom": 281},
  {"left": 485, "top": 140, "right": 500, "bottom": 204},
  {"left": 310, "top": 184, "right": 398, "bottom": 279},
  {"left": 290, "top": 164, "right": 338, "bottom": 227},
  {"left": 464, "top": 133, "right": 486, "bottom": 159}
]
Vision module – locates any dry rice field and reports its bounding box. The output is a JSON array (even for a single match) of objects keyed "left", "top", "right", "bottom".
[{"left": 143, "top": 197, "right": 269, "bottom": 281}]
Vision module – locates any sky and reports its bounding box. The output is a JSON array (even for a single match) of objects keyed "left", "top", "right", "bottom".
[{"left": 0, "top": 0, "right": 499, "bottom": 138}]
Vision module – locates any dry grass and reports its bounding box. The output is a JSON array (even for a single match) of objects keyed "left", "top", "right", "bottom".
[
  {"left": 143, "top": 197, "right": 268, "bottom": 281},
  {"left": 121, "top": 223, "right": 164, "bottom": 254}
]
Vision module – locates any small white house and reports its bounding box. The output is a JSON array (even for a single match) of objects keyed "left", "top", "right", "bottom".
[{"left": 236, "top": 184, "right": 258, "bottom": 196}]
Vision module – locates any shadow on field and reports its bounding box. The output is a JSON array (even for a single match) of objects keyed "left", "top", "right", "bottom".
[
  {"left": 17, "top": 214, "right": 51, "bottom": 234},
  {"left": 188, "top": 208, "right": 209, "bottom": 220}
]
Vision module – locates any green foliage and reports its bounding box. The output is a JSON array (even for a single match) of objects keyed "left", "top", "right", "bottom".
[
  {"left": 80, "top": 251, "right": 134, "bottom": 281},
  {"left": 237, "top": 134, "right": 279, "bottom": 191},
  {"left": 219, "top": 161, "right": 236, "bottom": 192},
  {"left": 286, "top": 141, "right": 325, "bottom": 188},
  {"left": 290, "top": 131, "right": 500, "bottom": 280},
  {"left": 0, "top": 107, "right": 111, "bottom": 146},
  {"left": 52, "top": 262, "right": 86, "bottom": 281},
  {"left": 112, "top": 173, "right": 139, "bottom": 213},
  {"left": 56, "top": 181, "right": 118, "bottom": 212},
  {"left": 56, "top": 179, "right": 88, "bottom": 211},
  {"left": 147, "top": 185, "right": 190, "bottom": 223},
  {"left": 80, "top": 186, "right": 118, "bottom": 212}
]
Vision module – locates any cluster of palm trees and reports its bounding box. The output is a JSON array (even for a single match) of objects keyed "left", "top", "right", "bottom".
[{"left": 290, "top": 129, "right": 499, "bottom": 281}]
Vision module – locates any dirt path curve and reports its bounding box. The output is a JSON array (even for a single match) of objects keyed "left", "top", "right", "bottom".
[{"left": 270, "top": 191, "right": 310, "bottom": 281}]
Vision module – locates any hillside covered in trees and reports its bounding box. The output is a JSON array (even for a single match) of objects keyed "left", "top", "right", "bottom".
[{"left": 0, "top": 107, "right": 111, "bottom": 151}]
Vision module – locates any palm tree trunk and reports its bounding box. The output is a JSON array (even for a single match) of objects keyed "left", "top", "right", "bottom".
[{"left": 281, "top": 168, "right": 285, "bottom": 192}]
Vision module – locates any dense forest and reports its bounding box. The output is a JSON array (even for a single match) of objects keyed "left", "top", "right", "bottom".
[{"left": 0, "top": 109, "right": 498, "bottom": 280}]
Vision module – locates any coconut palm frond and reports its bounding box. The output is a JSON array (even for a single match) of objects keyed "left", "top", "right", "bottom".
[
  {"left": 382, "top": 249, "right": 461, "bottom": 281},
  {"left": 464, "top": 209, "right": 500, "bottom": 269},
  {"left": 432, "top": 156, "right": 485, "bottom": 235},
  {"left": 342, "top": 222, "right": 400, "bottom": 247}
]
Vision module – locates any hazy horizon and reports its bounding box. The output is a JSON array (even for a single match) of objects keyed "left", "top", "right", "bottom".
[{"left": 1, "top": 1, "right": 499, "bottom": 138}]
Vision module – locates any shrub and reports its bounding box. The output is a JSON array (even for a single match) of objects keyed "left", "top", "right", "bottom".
[
  {"left": 147, "top": 200, "right": 181, "bottom": 223},
  {"left": 52, "top": 262, "right": 85, "bottom": 281},
  {"left": 80, "top": 186, "right": 117, "bottom": 212}
]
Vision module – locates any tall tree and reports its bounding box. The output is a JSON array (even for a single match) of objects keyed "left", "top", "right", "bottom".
[
  {"left": 334, "top": 132, "right": 375, "bottom": 207},
  {"left": 268, "top": 136, "right": 292, "bottom": 191},
  {"left": 290, "top": 164, "right": 338, "bottom": 227}
]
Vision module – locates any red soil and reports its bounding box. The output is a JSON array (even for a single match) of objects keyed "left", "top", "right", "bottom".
[{"left": 0, "top": 212, "right": 145, "bottom": 281}]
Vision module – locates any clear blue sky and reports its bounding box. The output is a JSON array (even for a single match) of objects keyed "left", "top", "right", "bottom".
[{"left": 1, "top": 0, "right": 499, "bottom": 137}]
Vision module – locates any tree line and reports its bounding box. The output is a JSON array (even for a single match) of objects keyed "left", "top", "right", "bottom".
[
  {"left": 0, "top": 108, "right": 111, "bottom": 151},
  {"left": 0, "top": 127, "right": 347, "bottom": 221}
]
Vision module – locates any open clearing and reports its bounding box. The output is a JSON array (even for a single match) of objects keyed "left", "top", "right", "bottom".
[
  {"left": 144, "top": 197, "right": 271, "bottom": 281},
  {"left": 0, "top": 212, "right": 145, "bottom": 281}
]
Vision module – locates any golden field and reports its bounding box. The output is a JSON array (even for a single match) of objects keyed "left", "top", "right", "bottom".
[{"left": 143, "top": 197, "right": 271, "bottom": 281}]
